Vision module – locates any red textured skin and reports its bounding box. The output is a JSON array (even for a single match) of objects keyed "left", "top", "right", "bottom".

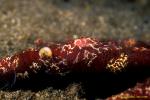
[
  {"left": 0, "top": 38, "right": 150, "bottom": 78},
  {"left": 53, "top": 38, "right": 118, "bottom": 71},
  {"left": 0, "top": 37, "right": 149, "bottom": 98}
]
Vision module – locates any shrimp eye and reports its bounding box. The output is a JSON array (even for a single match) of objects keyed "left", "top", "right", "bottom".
[{"left": 39, "top": 47, "right": 52, "bottom": 58}]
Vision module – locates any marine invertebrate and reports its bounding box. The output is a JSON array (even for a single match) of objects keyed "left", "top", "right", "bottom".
[
  {"left": 0, "top": 37, "right": 149, "bottom": 97},
  {"left": 106, "top": 53, "right": 128, "bottom": 73}
]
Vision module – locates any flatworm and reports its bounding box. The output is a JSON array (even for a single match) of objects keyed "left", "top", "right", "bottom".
[{"left": 0, "top": 37, "right": 149, "bottom": 98}]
